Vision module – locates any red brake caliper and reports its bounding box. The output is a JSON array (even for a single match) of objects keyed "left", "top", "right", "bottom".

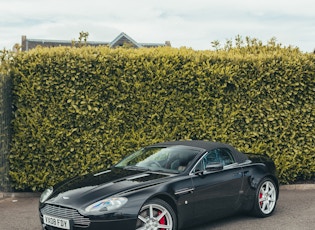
[
  {"left": 259, "top": 193, "right": 263, "bottom": 207},
  {"left": 158, "top": 211, "right": 166, "bottom": 230}
]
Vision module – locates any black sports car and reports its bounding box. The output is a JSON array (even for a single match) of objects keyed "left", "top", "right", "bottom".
[{"left": 39, "top": 140, "right": 279, "bottom": 230}]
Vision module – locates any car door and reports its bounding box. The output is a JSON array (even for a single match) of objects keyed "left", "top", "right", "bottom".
[{"left": 190, "top": 148, "right": 244, "bottom": 221}]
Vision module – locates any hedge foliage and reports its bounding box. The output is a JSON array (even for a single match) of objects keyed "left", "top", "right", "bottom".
[
  {"left": 0, "top": 49, "right": 13, "bottom": 191},
  {"left": 7, "top": 43, "right": 315, "bottom": 191}
]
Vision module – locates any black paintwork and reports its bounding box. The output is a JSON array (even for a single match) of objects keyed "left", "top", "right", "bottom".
[{"left": 39, "top": 140, "right": 278, "bottom": 230}]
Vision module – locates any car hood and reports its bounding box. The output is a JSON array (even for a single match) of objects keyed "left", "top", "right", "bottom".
[{"left": 45, "top": 167, "right": 173, "bottom": 209}]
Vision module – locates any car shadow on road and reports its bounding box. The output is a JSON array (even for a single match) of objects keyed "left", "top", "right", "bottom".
[
  {"left": 182, "top": 213, "right": 255, "bottom": 230},
  {"left": 181, "top": 208, "right": 289, "bottom": 230}
]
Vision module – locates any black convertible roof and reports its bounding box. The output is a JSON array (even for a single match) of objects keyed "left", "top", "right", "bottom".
[
  {"left": 150, "top": 140, "right": 229, "bottom": 151},
  {"left": 150, "top": 140, "right": 248, "bottom": 163}
]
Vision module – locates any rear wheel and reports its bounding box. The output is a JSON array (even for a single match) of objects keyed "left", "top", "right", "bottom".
[
  {"left": 252, "top": 178, "right": 277, "bottom": 217},
  {"left": 136, "top": 198, "right": 177, "bottom": 230}
]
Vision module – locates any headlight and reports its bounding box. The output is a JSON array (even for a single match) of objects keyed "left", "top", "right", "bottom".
[
  {"left": 40, "top": 187, "right": 53, "bottom": 203},
  {"left": 85, "top": 197, "right": 128, "bottom": 214}
]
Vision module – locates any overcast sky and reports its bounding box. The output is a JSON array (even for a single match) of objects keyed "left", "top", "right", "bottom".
[{"left": 1, "top": 0, "right": 314, "bottom": 52}]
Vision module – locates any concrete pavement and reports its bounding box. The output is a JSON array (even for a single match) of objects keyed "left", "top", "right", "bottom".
[{"left": 0, "top": 185, "right": 314, "bottom": 230}]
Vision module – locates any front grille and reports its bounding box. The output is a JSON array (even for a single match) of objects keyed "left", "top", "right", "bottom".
[{"left": 41, "top": 204, "right": 90, "bottom": 228}]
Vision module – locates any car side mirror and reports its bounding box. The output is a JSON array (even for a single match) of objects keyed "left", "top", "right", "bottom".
[{"left": 205, "top": 162, "right": 223, "bottom": 172}]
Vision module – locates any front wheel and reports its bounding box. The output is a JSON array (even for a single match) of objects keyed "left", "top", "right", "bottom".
[
  {"left": 136, "top": 198, "right": 177, "bottom": 230},
  {"left": 252, "top": 177, "right": 278, "bottom": 217}
]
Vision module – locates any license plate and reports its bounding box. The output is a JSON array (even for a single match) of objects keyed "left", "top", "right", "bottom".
[{"left": 43, "top": 214, "right": 71, "bottom": 230}]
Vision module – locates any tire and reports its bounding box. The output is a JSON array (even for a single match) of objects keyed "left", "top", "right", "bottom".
[
  {"left": 252, "top": 177, "right": 278, "bottom": 217},
  {"left": 136, "top": 198, "right": 177, "bottom": 230}
]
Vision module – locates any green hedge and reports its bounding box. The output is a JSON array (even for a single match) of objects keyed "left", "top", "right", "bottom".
[
  {"left": 0, "top": 50, "right": 13, "bottom": 191},
  {"left": 8, "top": 45, "right": 315, "bottom": 191}
]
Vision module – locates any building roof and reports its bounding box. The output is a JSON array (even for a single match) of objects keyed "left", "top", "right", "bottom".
[
  {"left": 109, "top": 32, "right": 141, "bottom": 48},
  {"left": 21, "top": 32, "right": 170, "bottom": 51}
]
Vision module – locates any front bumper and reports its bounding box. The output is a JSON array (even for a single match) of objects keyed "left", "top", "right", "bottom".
[
  {"left": 40, "top": 217, "right": 136, "bottom": 230},
  {"left": 39, "top": 204, "right": 137, "bottom": 230}
]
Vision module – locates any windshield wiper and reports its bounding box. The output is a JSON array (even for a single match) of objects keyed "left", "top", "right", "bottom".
[
  {"left": 149, "top": 168, "right": 179, "bottom": 174},
  {"left": 123, "top": 165, "right": 149, "bottom": 171}
]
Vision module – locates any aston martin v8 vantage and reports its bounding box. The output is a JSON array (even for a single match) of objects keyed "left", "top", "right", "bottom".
[{"left": 39, "top": 140, "right": 279, "bottom": 230}]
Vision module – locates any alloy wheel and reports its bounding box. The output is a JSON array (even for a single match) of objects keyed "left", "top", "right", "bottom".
[
  {"left": 136, "top": 202, "right": 174, "bottom": 230},
  {"left": 258, "top": 180, "right": 277, "bottom": 215}
]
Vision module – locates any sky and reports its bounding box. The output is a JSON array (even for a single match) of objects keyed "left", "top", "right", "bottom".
[{"left": 1, "top": 0, "right": 314, "bottom": 52}]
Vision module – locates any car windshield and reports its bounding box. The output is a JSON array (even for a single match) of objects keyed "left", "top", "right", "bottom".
[{"left": 115, "top": 146, "right": 200, "bottom": 173}]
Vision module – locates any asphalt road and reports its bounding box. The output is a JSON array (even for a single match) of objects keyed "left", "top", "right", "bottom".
[{"left": 0, "top": 189, "right": 314, "bottom": 230}]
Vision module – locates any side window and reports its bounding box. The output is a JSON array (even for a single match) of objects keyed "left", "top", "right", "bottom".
[
  {"left": 218, "top": 149, "right": 235, "bottom": 166},
  {"left": 205, "top": 149, "right": 221, "bottom": 164},
  {"left": 193, "top": 149, "right": 220, "bottom": 173},
  {"left": 192, "top": 149, "right": 236, "bottom": 173},
  {"left": 203, "top": 148, "right": 235, "bottom": 166}
]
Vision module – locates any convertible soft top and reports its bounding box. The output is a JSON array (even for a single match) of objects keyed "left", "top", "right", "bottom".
[{"left": 150, "top": 140, "right": 249, "bottom": 163}]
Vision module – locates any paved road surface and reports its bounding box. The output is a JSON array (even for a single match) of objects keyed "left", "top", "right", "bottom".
[{"left": 0, "top": 189, "right": 314, "bottom": 230}]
